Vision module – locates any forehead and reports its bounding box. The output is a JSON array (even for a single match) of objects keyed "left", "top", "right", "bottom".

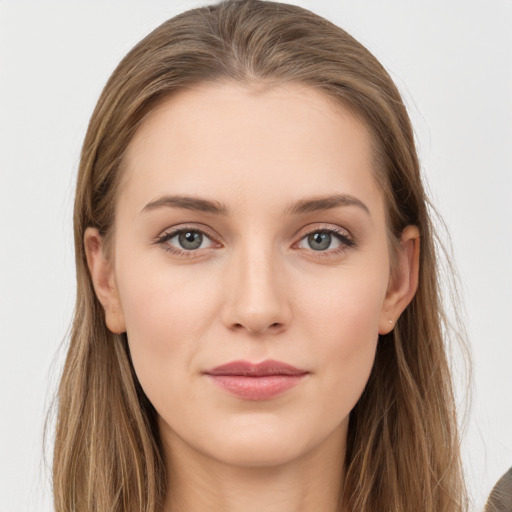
[{"left": 119, "top": 81, "right": 384, "bottom": 219}]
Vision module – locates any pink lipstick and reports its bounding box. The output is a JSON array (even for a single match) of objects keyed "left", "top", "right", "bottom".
[{"left": 203, "top": 360, "right": 308, "bottom": 400}]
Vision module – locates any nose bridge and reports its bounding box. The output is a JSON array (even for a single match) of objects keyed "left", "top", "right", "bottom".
[{"left": 223, "top": 235, "right": 289, "bottom": 335}]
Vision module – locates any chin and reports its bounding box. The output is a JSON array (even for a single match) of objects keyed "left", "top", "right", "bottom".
[
  {"left": 208, "top": 436, "right": 309, "bottom": 469},
  {"left": 200, "top": 415, "right": 338, "bottom": 470}
]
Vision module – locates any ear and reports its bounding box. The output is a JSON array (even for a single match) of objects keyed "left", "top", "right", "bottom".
[
  {"left": 378, "top": 225, "right": 420, "bottom": 335},
  {"left": 84, "top": 227, "right": 126, "bottom": 334}
]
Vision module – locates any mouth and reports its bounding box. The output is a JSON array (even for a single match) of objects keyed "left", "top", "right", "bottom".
[{"left": 203, "top": 360, "right": 309, "bottom": 400}]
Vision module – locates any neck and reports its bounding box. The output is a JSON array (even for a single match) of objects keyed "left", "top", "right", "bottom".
[{"left": 161, "top": 425, "right": 347, "bottom": 512}]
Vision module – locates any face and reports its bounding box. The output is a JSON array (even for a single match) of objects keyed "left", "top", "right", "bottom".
[{"left": 87, "top": 82, "right": 416, "bottom": 470}]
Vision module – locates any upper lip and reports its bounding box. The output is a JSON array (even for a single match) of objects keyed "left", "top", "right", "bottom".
[{"left": 204, "top": 359, "right": 308, "bottom": 377}]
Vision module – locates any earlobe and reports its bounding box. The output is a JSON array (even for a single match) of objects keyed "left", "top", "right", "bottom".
[
  {"left": 84, "top": 227, "right": 126, "bottom": 334},
  {"left": 378, "top": 225, "right": 420, "bottom": 335}
]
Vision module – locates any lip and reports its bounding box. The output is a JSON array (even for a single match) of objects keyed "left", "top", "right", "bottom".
[{"left": 203, "top": 360, "right": 309, "bottom": 400}]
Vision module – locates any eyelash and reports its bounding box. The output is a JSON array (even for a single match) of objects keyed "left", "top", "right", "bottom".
[
  {"left": 154, "top": 225, "right": 220, "bottom": 258},
  {"left": 154, "top": 224, "right": 356, "bottom": 258},
  {"left": 295, "top": 226, "right": 356, "bottom": 256}
]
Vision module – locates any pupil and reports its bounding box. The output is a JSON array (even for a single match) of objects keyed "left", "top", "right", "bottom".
[
  {"left": 308, "top": 232, "right": 331, "bottom": 251},
  {"left": 179, "top": 231, "right": 202, "bottom": 250}
]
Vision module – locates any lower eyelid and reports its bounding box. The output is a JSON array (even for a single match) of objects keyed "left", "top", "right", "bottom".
[{"left": 154, "top": 227, "right": 223, "bottom": 256}]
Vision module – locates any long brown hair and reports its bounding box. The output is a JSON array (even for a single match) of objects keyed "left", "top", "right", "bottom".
[{"left": 53, "top": 1, "right": 468, "bottom": 510}]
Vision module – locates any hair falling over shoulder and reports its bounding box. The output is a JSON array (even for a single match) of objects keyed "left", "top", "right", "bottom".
[{"left": 52, "top": 1, "right": 469, "bottom": 510}]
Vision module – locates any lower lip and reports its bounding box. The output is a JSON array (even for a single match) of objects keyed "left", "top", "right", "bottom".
[{"left": 205, "top": 374, "right": 306, "bottom": 400}]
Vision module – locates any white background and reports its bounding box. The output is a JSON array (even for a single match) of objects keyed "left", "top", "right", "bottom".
[{"left": 0, "top": 1, "right": 511, "bottom": 510}]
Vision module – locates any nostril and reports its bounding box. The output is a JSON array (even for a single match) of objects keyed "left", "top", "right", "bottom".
[{"left": 231, "top": 321, "right": 283, "bottom": 334}]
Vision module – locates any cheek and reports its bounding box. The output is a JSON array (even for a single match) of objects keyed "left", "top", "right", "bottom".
[
  {"left": 295, "top": 265, "right": 388, "bottom": 406},
  {"left": 115, "top": 258, "right": 222, "bottom": 395},
  {"left": 298, "top": 259, "right": 388, "bottom": 340}
]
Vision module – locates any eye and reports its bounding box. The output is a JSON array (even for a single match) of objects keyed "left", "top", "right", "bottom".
[
  {"left": 304, "top": 232, "right": 337, "bottom": 251},
  {"left": 174, "top": 230, "right": 207, "bottom": 250},
  {"left": 155, "top": 227, "right": 219, "bottom": 254},
  {"left": 296, "top": 227, "right": 356, "bottom": 253}
]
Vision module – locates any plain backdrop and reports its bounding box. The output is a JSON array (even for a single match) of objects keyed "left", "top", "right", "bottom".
[{"left": 0, "top": 1, "right": 511, "bottom": 510}]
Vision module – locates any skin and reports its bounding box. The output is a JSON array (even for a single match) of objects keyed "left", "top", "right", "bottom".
[{"left": 85, "top": 82, "right": 419, "bottom": 512}]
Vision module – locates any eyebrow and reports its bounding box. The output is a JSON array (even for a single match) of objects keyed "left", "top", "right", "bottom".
[
  {"left": 141, "top": 193, "right": 369, "bottom": 216},
  {"left": 141, "top": 195, "right": 229, "bottom": 215},
  {"left": 284, "top": 194, "right": 370, "bottom": 216}
]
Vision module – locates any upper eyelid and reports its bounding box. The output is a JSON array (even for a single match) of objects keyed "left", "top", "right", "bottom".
[
  {"left": 294, "top": 223, "right": 353, "bottom": 240},
  {"left": 156, "top": 224, "right": 219, "bottom": 241},
  {"left": 300, "top": 225, "right": 350, "bottom": 235},
  {"left": 157, "top": 223, "right": 350, "bottom": 236}
]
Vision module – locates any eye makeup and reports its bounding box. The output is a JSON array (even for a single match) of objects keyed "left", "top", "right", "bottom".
[{"left": 153, "top": 221, "right": 357, "bottom": 260}]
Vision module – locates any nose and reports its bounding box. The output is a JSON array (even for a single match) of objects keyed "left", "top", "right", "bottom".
[{"left": 220, "top": 244, "right": 291, "bottom": 336}]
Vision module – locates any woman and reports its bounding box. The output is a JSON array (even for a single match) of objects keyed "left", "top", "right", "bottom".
[{"left": 52, "top": 0, "right": 468, "bottom": 510}]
